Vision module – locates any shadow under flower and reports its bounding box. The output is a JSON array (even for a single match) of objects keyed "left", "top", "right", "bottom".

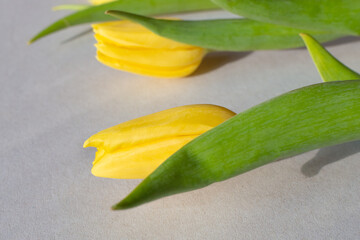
[
  {"left": 301, "top": 140, "right": 360, "bottom": 177},
  {"left": 192, "top": 51, "right": 252, "bottom": 76}
]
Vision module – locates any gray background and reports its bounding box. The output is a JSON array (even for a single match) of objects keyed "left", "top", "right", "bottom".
[{"left": 1, "top": 0, "right": 359, "bottom": 239}]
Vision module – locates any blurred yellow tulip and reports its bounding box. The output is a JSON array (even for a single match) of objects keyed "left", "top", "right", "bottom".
[
  {"left": 89, "top": 0, "right": 114, "bottom": 5},
  {"left": 92, "top": 20, "right": 207, "bottom": 78},
  {"left": 83, "top": 105, "right": 236, "bottom": 179}
]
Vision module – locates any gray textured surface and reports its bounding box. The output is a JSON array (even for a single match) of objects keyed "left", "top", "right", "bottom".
[{"left": 1, "top": 1, "right": 360, "bottom": 239}]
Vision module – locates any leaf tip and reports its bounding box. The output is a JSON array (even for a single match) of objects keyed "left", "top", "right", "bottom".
[
  {"left": 28, "top": 35, "right": 40, "bottom": 45},
  {"left": 51, "top": 6, "right": 60, "bottom": 11},
  {"left": 104, "top": 10, "right": 124, "bottom": 19},
  {"left": 300, "top": 33, "right": 360, "bottom": 82},
  {"left": 111, "top": 202, "right": 127, "bottom": 211},
  {"left": 299, "top": 33, "right": 313, "bottom": 43},
  {"left": 104, "top": 10, "right": 118, "bottom": 16},
  {"left": 105, "top": 10, "right": 133, "bottom": 20}
]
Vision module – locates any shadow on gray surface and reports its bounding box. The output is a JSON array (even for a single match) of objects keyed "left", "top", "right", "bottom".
[
  {"left": 193, "top": 51, "right": 252, "bottom": 76},
  {"left": 323, "top": 36, "right": 360, "bottom": 47},
  {"left": 301, "top": 140, "right": 360, "bottom": 177},
  {"left": 283, "top": 36, "right": 360, "bottom": 52},
  {"left": 61, "top": 28, "right": 93, "bottom": 45}
]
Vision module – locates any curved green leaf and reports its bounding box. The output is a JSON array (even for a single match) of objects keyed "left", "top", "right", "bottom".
[
  {"left": 106, "top": 11, "right": 342, "bottom": 51},
  {"left": 301, "top": 33, "right": 360, "bottom": 82},
  {"left": 113, "top": 80, "right": 360, "bottom": 209},
  {"left": 212, "top": 0, "right": 360, "bottom": 35},
  {"left": 29, "top": 0, "right": 219, "bottom": 44}
]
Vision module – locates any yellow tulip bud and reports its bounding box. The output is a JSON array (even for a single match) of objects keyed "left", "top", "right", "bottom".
[
  {"left": 92, "top": 20, "right": 207, "bottom": 78},
  {"left": 83, "top": 105, "right": 236, "bottom": 179},
  {"left": 89, "top": 0, "right": 114, "bottom": 5}
]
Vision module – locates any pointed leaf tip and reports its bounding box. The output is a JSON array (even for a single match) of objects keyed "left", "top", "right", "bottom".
[
  {"left": 105, "top": 10, "right": 136, "bottom": 19},
  {"left": 105, "top": 10, "right": 132, "bottom": 19},
  {"left": 300, "top": 33, "right": 360, "bottom": 82},
  {"left": 111, "top": 198, "right": 135, "bottom": 210},
  {"left": 104, "top": 10, "right": 129, "bottom": 19},
  {"left": 111, "top": 203, "right": 122, "bottom": 210}
]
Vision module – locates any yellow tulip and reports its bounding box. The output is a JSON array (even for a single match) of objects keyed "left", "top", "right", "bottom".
[
  {"left": 83, "top": 105, "right": 236, "bottom": 179},
  {"left": 89, "top": 0, "right": 114, "bottom": 5},
  {"left": 92, "top": 20, "right": 207, "bottom": 78}
]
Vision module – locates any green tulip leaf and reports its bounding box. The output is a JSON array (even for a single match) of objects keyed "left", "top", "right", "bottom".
[
  {"left": 212, "top": 0, "right": 360, "bottom": 35},
  {"left": 106, "top": 11, "right": 343, "bottom": 51},
  {"left": 113, "top": 80, "right": 360, "bottom": 209},
  {"left": 29, "top": 0, "right": 218, "bottom": 44},
  {"left": 301, "top": 33, "right": 360, "bottom": 82}
]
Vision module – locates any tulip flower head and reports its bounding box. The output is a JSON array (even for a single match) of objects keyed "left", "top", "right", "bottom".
[
  {"left": 92, "top": 20, "right": 207, "bottom": 78},
  {"left": 84, "top": 105, "right": 236, "bottom": 179}
]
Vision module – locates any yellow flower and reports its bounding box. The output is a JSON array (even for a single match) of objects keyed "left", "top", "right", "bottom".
[
  {"left": 83, "top": 105, "right": 235, "bottom": 179},
  {"left": 89, "top": 0, "right": 114, "bottom": 5},
  {"left": 92, "top": 20, "right": 207, "bottom": 78}
]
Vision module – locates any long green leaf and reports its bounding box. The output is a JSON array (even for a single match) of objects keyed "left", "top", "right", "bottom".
[
  {"left": 113, "top": 80, "right": 360, "bottom": 209},
  {"left": 106, "top": 11, "right": 342, "bottom": 51},
  {"left": 212, "top": 0, "right": 360, "bottom": 35},
  {"left": 301, "top": 33, "right": 360, "bottom": 82},
  {"left": 29, "top": 0, "right": 219, "bottom": 44}
]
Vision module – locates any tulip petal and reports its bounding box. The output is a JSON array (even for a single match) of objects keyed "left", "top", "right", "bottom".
[
  {"left": 91, "top": 136, "right": 197, "bottom": 179},
  {"left": 93, "top": 21, "right": 193, "bottom": 49},
  {"left": 95, "top": 42, "right": 205, "bottom": 67},
  {"left": 85, "top": 105, "right": 235, "bottom": 152},
  {"left": 89, "top": 0, "right": 114, "bottom": 5},
  {"left": 96, "top": 52, "right": 203, "bottom": 78},
  {"left": 84, "top": 104, "right": 236, "bottom": 179},
  {"left": 92, "top": 20, "right": 207, "bottom": 78}
]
